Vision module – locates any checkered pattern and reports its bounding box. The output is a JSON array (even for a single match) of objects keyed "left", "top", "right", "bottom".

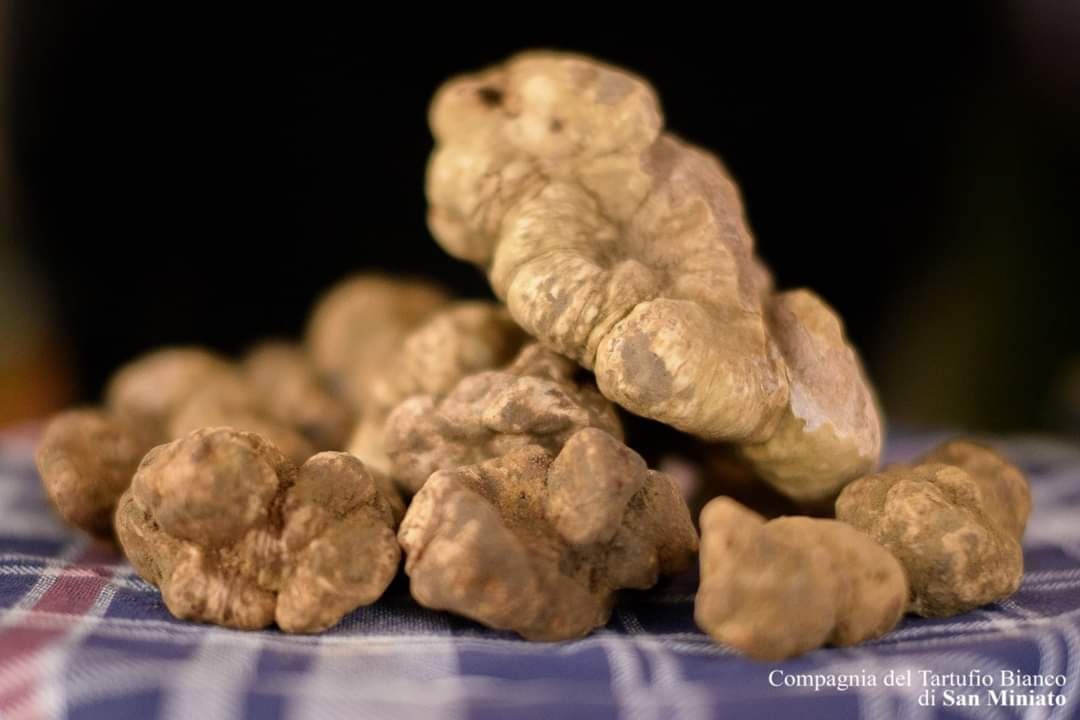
[{"left": 1, "top": 427, "right": 1078, "bottom": 720}]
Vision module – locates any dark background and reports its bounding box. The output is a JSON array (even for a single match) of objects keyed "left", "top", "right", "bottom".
[{"left": 2, "top": 4, "right": 1078, "bottom": 433}]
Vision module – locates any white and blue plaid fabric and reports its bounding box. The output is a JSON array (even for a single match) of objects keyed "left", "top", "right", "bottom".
[{"left": 1, "top": 427, "right": 1078, "bottom": 719}]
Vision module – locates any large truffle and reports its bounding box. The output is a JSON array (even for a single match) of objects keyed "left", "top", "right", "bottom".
[
  {"left": 835, "top": 440, "right": 1030, "bottom": 617},
  {"left": 115, "top": 428, "right": 403, "bottom": 632},
  {"left": 425, "top": 51, "right": 881, "bottom": 502},
  {"left": 398, "top": 428, "right": 698, "bottom": 640},
  {"left": 384, "top": 342, "right": 622, "bottom": 493},
  {"left": 695, "top": 497, "right": 907, "bottom": 660},
  {"left": 348, "top": 301, "right": 526, "bottom": 473}
]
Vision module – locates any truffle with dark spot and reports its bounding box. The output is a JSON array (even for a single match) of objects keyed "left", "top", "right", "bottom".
[{"left": 425, "top": 51, "right": 882, "bottom": 503}]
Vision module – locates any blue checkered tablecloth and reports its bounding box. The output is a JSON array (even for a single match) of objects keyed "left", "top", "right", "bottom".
[{"left": 1, "top": 426, "right": 1078, "bottom": 720}]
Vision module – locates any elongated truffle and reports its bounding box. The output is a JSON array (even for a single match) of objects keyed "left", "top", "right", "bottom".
[{"left": 425, "top": 51, "right": 881, "bottom": 502}]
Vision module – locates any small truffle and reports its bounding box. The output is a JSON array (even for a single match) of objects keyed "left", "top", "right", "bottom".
[
  {"left": 115, "top": 428, "right": 403, "bottom": 632},
  {"left": 105, "top": 347, "right": 234, "bottom": 438},
  {"left": 243, "top": 341, "right": 354, "bottom": 451},
  {"left": 38, "top": 344, "right": 339, "bottom": 541},
  {"left": 384, "top": 343, "right": 622, "bottom": 493},
  {"left": 835, "top": 440, "right": 1031, "bottom": 617},
  {"left": 168, "top": 374, "right": 317, "bottom": 465},
  {"left": 305, "top": 274, "right": 449, "bottom": 411},
  {"left": 35, "top": 409, "right": 154, "bottom": 539},
  {"left": 348, "top": 301, "right": 525, "bottom": 472},
  {"left": 695, "top": 497, "right": 907, "bottom": 660},
  {"left": 398, "top": 428, "right": 698, "bottom": 640}
]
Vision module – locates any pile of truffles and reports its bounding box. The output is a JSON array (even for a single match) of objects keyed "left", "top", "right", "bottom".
[{"left": 34, "top": 51, "right": 1031, "bottom": 658}]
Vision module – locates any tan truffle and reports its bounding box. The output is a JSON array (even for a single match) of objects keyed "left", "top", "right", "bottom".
[
  {"left": 398, "top": 428, "right": 698, "bottom": 640},
  {"left": 384, "top": 342, "right": 622, "bottom": 493},
  {"left": 35, "top": 409, "right": 155, "bottom": 539},
  {"left": 305, "top": 274, "right": 449, "bottom": 411},
  {"left": 695, "top": 497, "right": 907, "bottom": 660},
  {"left": 919, "top": 440, "right": 1031, "bottom": 540},
  {"left": 115, "top": 428, "right": 402, "bottom": 632},
  {"left": 835, "top": 440, "right": 1031, "bottom": 617},
  {"left": 243, "top": 341, "right": 354, "bottom": 451},
  {"left": 168, "top": 373, "right": 317, "bottom": 465},
  {"left": 105, "top": 347, "right": 235, "bottom": 438},
  {"left": 348, "top": 301, "right": 526, "bottom": 473},
  {"left": 40, "top": 342, "right": 343, "bottom": 541},
  {"left": 426, "top": 52, "right": 881, "bottom": 501}
]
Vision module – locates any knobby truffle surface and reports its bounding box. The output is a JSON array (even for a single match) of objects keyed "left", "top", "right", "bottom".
[
  {"left": 348, "top": 301, "right": 526, "bottom": 473},
  {"left": 115, "top": 428, "right": 403, "bottom": 632},
  {"left": 384, "top": 342, "right": 622, "bottom": 493},
  {"left": 695, "top": 497, "right": 907, "bottom": 660},
  {"left": 425, "top": 51, "right": 881, "bottom": 502},
  {"left": 835, "top": 440, "right": 1030, "bottom": 617},
  {"left": 398, "top": 428, "right": 698, "bottom": 640}
]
